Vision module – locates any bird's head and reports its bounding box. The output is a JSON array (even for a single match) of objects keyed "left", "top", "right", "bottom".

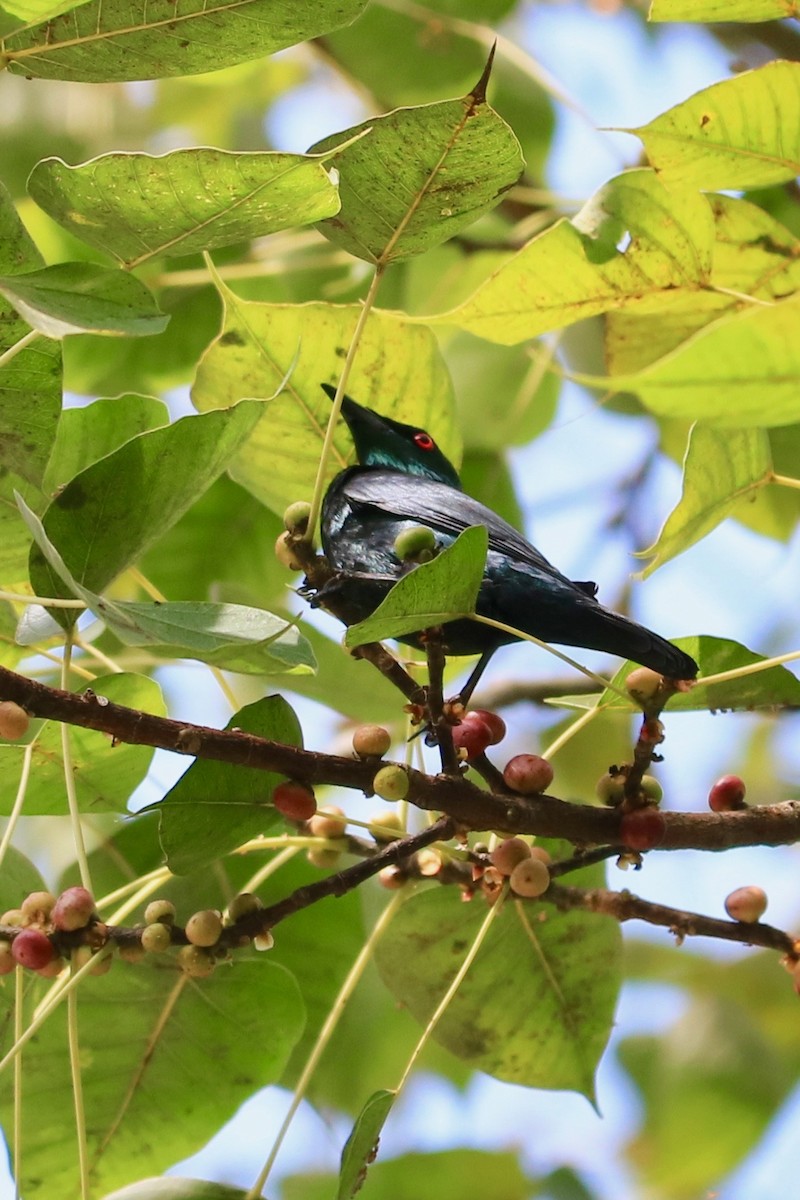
[{"left": 322, "top": 384, "right": 461, "bottom": 488}]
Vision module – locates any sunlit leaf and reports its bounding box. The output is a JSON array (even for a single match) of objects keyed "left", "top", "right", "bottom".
[
  {"left": 44, "top": 394, "right": 169, "bottom": 495},
  {"left": 625, "top": 61, "right": 800, "bottom": 189},
  {"left": 310, "top": 51, "right": 523, "bottom": 264},
  {"left": 1, "top": 0, "right": 368, "bottom": 82},
  {"left": 192, "top": 290, "right": 459, "bottom": 516},
  {"left": 344, "top": 526, "right": 488, "bottom": 647},
  {"left": 429, "top": 169, "right": 714, "bottom": 343},
  {"left": 650, "top": 0, "right": 797, "bottom": 17},
  {"left": 638, "top": 425, "right": 773, "bottom": 575},
  {"left": 29, "top": 149, "right": 342, "bottom": 268},
  {"left": 338, "top": 1090, "right": 396, "bottom": 1200}
]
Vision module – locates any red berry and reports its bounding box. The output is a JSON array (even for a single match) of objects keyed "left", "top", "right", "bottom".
[
  {"left": 12, "top": 928, "right": 55, "bottom": 970},
  {"left": 452, "top": 714, "right": 493, "bottom": 760},
  {"left": 468, "top": 709, "right": 506, "bottom": 746},
  {"left": 619, "top": 808, "right": 666, "bottom": 851},
  {"left": 502, "top": 754, "right": 554, "bottom": 795},
  {"left": 708, "top": 775, "right": 747, "bottom": 812},
  {"left": 52, "top": 886, "right": 95, "bottom": 932},
  {"left": 273, "top": 781, "right": 317, "bottom": 822}
]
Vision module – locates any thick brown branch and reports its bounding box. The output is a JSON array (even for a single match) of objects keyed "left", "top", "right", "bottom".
[
  {"left": 3, "top": 663, "right": 800, "bottom": 848},
  {"left": 548, "top": 881, "right": 798, "bottom": 959}
]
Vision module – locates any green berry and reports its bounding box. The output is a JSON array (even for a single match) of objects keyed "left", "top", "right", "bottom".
[
  {"left": 185, "top": 910, "right": 223, "bottom": 948},
  {"left": 21, "top": 891, "right": 56, "bottom": 926},
  {"left": 640, "top": 775, "right": 663, "bottom": 803},
  {"left": 144, "top": 899, "right": 176, "bottom": 926},
  {"left": 283, "top": 500, "right": 312, "bottom": 536},
  {"left": 178, "top": 945, "right": 215, "bottom": 978},
  {"left": 141, "top": 923, "right": 172, "bottom": 953},
  {"left": 274, "top": 532, "right": 303, "bottom": 572},
  {"left": 228, "top": 893, "right": 263, "bottom": 922},
  {"left": 625, "top": 667, "right": 663, "bottom": 705},
  {"left": 368, "top": 810, "right": 405, "bottom": 843},
  {"left": 596, "top": 772, "right": 626, "bottom": 805},
  {"left": 352, "top": 724, "right": 392, "bottom": 759},
  {"left": 393, "top": 525, "right": 437, "bottom": 562},
  {"left": 373, "top": 764, "right": 410, "bottom": 801}
]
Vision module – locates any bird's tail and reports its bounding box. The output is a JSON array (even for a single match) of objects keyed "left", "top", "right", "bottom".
[{"left": 566, "top": 604, "right": 697, "bottom": 680}]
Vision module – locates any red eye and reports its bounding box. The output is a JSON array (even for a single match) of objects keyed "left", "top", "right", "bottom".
[{"left": 413, "top": 432, "right": 435, "bottom": 451}]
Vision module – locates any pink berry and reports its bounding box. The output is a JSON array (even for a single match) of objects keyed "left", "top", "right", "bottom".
[
  {"left": 708, "top": 775, "right": 747, "bottom": 812},
  {"left": 468, "top": 709, "right": 506, "bottom": 746},
  {"left": 502, "top": 754, "right": 554, "bottom": 795},
  {"left": 12, "top": 928, "right": 55, "bottom": 970},
  {"left": 0, "top": 701, "right": 30, "bottom": 741},
  {"left": 52, "top": 886, "right": 95, "bottom": 932},
  {"left": 490, "top": 838, "right": 531, "bottom": 877},
  {"left": 273, "top": 781, "right": 317, "bottom": 822},
  {"left": 509, "top": 857, "right": 550, "bottom": 898},
  {"left": 452, "top": 714, "right": 493, "bottom": 760},
  {"left": 619, "top": 808, "right": 666, "bottom": 851},
  {"left": 724, "top": 886, "right": 767, "bottom": 923}
]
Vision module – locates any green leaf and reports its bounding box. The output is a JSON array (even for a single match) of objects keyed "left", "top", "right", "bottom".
[
  {"left": 91, "top": 598, "right": 316, "bottom": 675},
  {"left": 28, "top": 149, "right": 342, "bottom": 268},
  {"left": 344, "top": 526, "right": 488, "bottom": 648},
  {"left": 605, "top": 193, "right": 800, "bottom": 375},
  {"left": 614, "top": 294, "right": 800, "bottom": 427},
  {"left": 650, "top": 0, "right": 794, "bottom": 17},
  {"left": 191, "top": 293, "right": 459, "bottom": 517},
  {"left": 309, "top": 53, "right": 524, "bottom": 264},
  {"left": 0, "top": 955, "right": 304, "bottom": 1199},
  {"left": 554, "top": 637, "right": 800, "bottom": 714},
  {"left": 375, "top": 885, "right": 621, "bottom": 1099},
  {"left": 638, "top": 424, "right": 773, "bottom": 575},
  {"left": 625, "top": 61, "right": 800, "bottom": 189},
  {"left": 28, "top": 401, "right": 264, "bottom": 622},
  {"left": 429, "top": 169, "right": 715, "bottom": 343},
  {"left": 0, "top": 673, "right": 165, "bottom": 814},
  {"left": 0, "top": 181, "right": 62, "bottom": 582},
  {"left": 0, "top": 845, "right": 49, "bottom": 912},
  {"left": 1, "top": 0, "right": 368, "bottom": 82},
  {"left": 157, "top": 695, "right": 302, "bottom": 874},
  {"left": 285, "top": 1149, "right": 533, "bottom": 1200},
  {"left": 44, "top": 394, "right": 169, "bottom": 495},
  {"left": 102, "top": 1180, "right": 249, "bottom": 1200},
  {"left": 338, "top": 1090, "right": 396, "bottom": 1200},
  {"left": 0, "top": 262, "right": 169, "bottom": 338}
]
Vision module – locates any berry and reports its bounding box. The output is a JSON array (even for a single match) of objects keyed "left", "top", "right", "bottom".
[
  {"left": 253, "top": 931, "right": 275, "bottom": 951},
  {"left": 228, "top": 893, "right": 263, "bottom": 922},
  {"left": 468, "top": 709, "right": 506, "bottom": 746},
  {"left": 0, "top": 701, "right": 30, "bottom": 741},
  {"left": 12, "top": 928, "right": 54, "bottom": 971},
  {"left": 185, "top": 910, "right": 223, "bottom": 948},
  {"left": 708, "top": 775, "right": 747, "bottom": 813},
  {"left": 529, "top": 845, "right": 552, "bottom": 865},
  {"left": 52, "top": 887, "right": 95, "bottom": 932},
  {"left": 451, "top": 714, "right": 494, "bottom": 760},
  {"left": 415, "top": 849, "right": 443, "bottom": 877},
  {"left": 625, "top": 667, "right": 663, "bottom": 705},
  {"left": 144, "top": 899, "right": 176, "bottom": 926},
  {"left": 352, "top": 724, "right": 392, "bottom": 759},
  {"left": 502, "top": 754, "right": 554, "bottom": 795},
  {"left": 36, "top": 957, "right": 64, "bottom": 979},
  {"left": 619, "top": 808, "right": 666, "bottom": 851},
  {"left": 274, "top": 531, "right": 303, "bottom": 572},
  {"left": 72, "top": 946, "right": 113, "bottom": 976},
  {"left": 368, "top": 810, "right": 405, "bottom": 843},
  {"left": 393, "top": 525, "right": 436, "bottom": 562},
  {"left": 118, "top": 942, "right": 147, "bottom": 964},
  {"left": 509, "top": 857, "right": 551, "bottom": 898},
  {"left": 596, "top": 772, "right": 626, "bottom": 806},
  {"left": 273, "top": 781, "right": 317, "bottom": 822},
  {"left": 141, "top": 922, "right": 172, "bottom": 953},
  {"left": 177, "top": 945, "right": 215, "bottom": 977},
  {"left": 490, "top": 838, "right": 531, "bottom": 877},
  {"left": 378, "top": 865, "right": 408, "bottom": 889},
  {"left": 0, "top": 910, "right": 25, "bottom": 928},
  {"left": 725, "top": 886, "right": 767, "bottom": 923},
  {"left": 307, "top": 847, "right": 342, "bottom": 870},
  {"left": 282, "top": 500, "right": 312, "bottom": 536},
  {"left": 640, "top": 775, "right": 663, "bottom": 804},
  {"left": 307, "top": 805, "right": 347, "bottom": 839},
  {"left": 372, "top": 764, "right": 410, "bottom": 801},
  {"left": 21, "top": 891, "right": 56, "bottom": 926}
]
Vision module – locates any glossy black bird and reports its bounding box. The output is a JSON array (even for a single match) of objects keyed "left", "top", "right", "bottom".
[{"left": 318, "top": 385, "right": 698, "bottom": 693}]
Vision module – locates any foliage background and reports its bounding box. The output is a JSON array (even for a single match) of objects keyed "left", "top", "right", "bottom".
[{"left": 1, "top": 1, "right": 800, "bottom": 1199}]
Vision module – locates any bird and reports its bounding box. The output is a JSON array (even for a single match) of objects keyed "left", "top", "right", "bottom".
[{"left": 317, "top": 384, "right": 698, "bottom": 697}]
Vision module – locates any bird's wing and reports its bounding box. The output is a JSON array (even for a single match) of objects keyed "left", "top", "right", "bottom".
[{"left": 339, "top": 470, "right": 578, "bottom": 584}]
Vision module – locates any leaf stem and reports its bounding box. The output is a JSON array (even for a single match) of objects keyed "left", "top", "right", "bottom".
[
  {"left": 303, "top": 264, "right": 385, "bottom": 542},
  {"left": 542, "top": 705, "right": 603, "bottom": 760},
  {"left": 0, "top": 590, "right": 86, "bottom": 608},
  {"left": 60, "top": 637, "right": 92, "bottom": 892},
  {"left": 0, "top": 742, "right": 35, "bottom": 874},
  {"left": 772, "top": 473, "right": 800, "bottom": 491},
  {"left": 0, "top": 329, "right": 38, "bottom": 370},
  {"left": 698, "top": 649, "right": 800, "bottom": 688},
  {"left": 245, "top": 891, "right": 404, "bottom": 1200},
  {"left": 13, "top": 967, "right": 23, "bottom": 1200},
  {"left": 67, "top": 974, "right": 90, "bottom": 1200}
]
